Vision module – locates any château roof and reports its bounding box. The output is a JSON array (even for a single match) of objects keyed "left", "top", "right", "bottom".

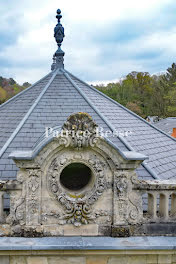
[{"left": 0, "top": 9, "right": 176, "bottom": 182}]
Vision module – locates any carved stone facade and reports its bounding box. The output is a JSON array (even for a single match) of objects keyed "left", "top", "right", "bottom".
[{"left": 0, "top": 112, "right": 162, "bottom": 237}]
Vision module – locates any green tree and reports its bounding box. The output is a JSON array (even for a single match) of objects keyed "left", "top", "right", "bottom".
[
  {"left": 160, "top": 63, "right": 176, "bottom": 116},
  {"left": 0, "top": 86, "right": 7, "bottom": 103},
  {"left": 23, "top": 82, "right": 31, "bottom": 88},
  {"left": 9, "top": 78, "right": 16, "bottom": 85}
]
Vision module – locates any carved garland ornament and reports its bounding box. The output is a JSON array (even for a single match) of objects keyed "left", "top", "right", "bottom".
[
  {"left": 48, "top": 155, "right": 106, "bottom": 226},
  {"left": 27, "top": 169, "right": 41, "bottom": 224}
]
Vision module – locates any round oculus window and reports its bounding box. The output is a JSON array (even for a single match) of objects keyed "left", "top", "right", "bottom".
[{"left": 60, "top": 163, "right": 92, "bottom": 191}]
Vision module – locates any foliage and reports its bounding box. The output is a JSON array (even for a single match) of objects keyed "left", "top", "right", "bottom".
[
  {"left": 23, "top": 82, "right": 31, "bottom": 88},
  {"left": 94, "top": 63, "right": 176, "bottom": 118},
  {"left": 0, "top": 76, "right": 31, "bottom": 104},
  {"left": 0, "top": 62, "right": 176, "bottom": 119},
  {"left": 0, "top": 87, "right": 7, "bottom": 104}
]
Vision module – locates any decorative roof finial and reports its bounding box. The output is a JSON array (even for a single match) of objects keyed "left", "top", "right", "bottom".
[
  {"left": 51, "top": 9, "right": 65, "bottom": 71},
  {"left": 54, "top": 9, "right": 65, "bottom": 49}
]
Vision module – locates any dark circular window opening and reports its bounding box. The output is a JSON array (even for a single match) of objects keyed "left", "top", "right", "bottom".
[{"left": 60, "top": 163, "right": 92, "bottom": 191}]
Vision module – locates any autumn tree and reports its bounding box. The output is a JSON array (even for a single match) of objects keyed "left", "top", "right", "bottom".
[{"left": 0, "top": 87, "right": 7, "bottom": 104}]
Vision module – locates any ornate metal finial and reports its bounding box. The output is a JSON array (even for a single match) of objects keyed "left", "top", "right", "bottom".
[
  {"left": 51, "top": 9, "right": 65, "bottom": 71},
  {"left": 54, "top": 9, "right": 65, "bottom": 49}
]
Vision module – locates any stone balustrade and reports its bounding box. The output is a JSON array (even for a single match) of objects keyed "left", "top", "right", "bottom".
[
  {"left": 0, "top": 180, "right": 22, "bottom": 225},
  {"left": 133, "top": 180, "right": 176, "bottom": 223}
]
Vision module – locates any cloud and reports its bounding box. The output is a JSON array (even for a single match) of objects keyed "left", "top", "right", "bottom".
[{"left": 0, "top": 0, "right": 175, "bottom": 84}]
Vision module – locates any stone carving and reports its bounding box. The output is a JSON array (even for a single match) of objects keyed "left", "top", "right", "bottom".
[
  {"left": 58, "top": 200, "right": 94, "bottom": 226},
  {"left": 48, "top": 153, "right": 106, "bottom": 226},
  {"left": 26, "top": 169, "right": 41, "bottom": 225},
  {"left": 28, "top": 170, "right": 39, "bottom": 193},
  {"left": 15, "top": 198, "right": 25, "bottom": 223},
  {"left": 61, "top": 112, "right": 100, "bottom": 149},
  {"left": 28, "top": 197, "right": 39, "bottom": 214},
  {"left": 129, "top": 193, "right": 140, "bottom": 221},
  {"left": 6, "top": 177, "right": 25, "bottom": 226},
  {"left": 42, "top": 212, "right": 61, "bottom": 222},
  {"left": 114, "top": 172, "right": 129, "bottom": 223},
  {"left": 114, "top": 171, "right": 141, "bottom": 223},
  {"left": 116, "top": 176, "right": 128, "bottom": 195},
  {"left": 7, "top": 196, "right": 25, "bottom": 225}
]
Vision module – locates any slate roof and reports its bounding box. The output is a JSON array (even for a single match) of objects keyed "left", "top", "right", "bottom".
[
  {"left": 154, "top": 117, "right": 176, "bottom": 135},
  {"left": 0, "top": 67, "right": 176, "bottom": 182},
  {"left": 1, "top": 7, "right": 176, "bottom": 183}
]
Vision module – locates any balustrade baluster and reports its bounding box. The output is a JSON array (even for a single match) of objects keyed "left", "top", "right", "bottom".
[
  {"left": 159, "top": 193, "right": 169, "bottom": 220},
  {"left": 148, "top": 192, "right": 157, "bottom": 220}
]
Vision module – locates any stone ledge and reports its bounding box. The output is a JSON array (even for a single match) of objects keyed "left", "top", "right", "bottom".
[{"left": 0, "top": 236, "right": 175, "bottom": 251}]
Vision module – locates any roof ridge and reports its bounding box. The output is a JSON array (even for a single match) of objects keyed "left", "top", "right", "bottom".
[
  {"left": 0, "top": 72, "right": 52, "bottom": 110},
  {"left": 62, "top": 69, "right": 116, "bottom": 133},
  {"left": 62, "top": 69, "right": 156, "bottom": 180},
  {"left": 66, "top": 70, "right": 176, "bottom": 144},
  {"left": 0, "top": 70, "right": 59, "bottom": 159}
]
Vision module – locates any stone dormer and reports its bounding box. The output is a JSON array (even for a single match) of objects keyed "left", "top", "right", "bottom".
[{"left": 0, "top": 9, "right": 176, "bottom": 239}]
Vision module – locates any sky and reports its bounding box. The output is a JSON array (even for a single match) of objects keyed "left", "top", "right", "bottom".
[{"left": 0, "top": 0, "right": 176, "bottom": 85}]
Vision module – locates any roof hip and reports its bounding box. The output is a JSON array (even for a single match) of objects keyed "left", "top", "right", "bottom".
[
  {"left": 0, "top": 72, "right": 51, "bottom": 111},
  {"left": 66, "top": 70, "right": 176, "bottom": 144},
  {"left": 0, "top": 70, "right": 59, "bottom": 159}
]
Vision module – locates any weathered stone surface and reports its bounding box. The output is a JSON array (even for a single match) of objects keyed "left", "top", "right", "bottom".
[
  {"left": 47, "top": 257, "right": 86, "bottom": 264},
  {"left": 8, "top": 254, "right": 176, "bottom": 264},
  {"left": 98, "top": 225, "right": 111, "bottom": 236},
  {"left": 10, "top": 256, "right": 26, "bottom": 264},
  {"left": 111, "top": 226, "right": 130, "bottom": 237},
  {"left": 146, "top": 255, "right": 158, "bottom": 264},
  {"left": 87, "top": 256, "right": 108, "bottom": 264},
  {"left": 63, "top": 224, "right": 98, "bottom": 236},
  {"left": 158, "top": 255, "right": 172, "bottom": 264},
  {"left": 7, "top": 113, "right": 144, "bottom": 236},
  {"left": 108, "top": 256, "right": 128, "bottom": 264},
  {"left": 0, "top": 113, "right": 175, "bottom": 237},
  {"left": 127, "top": 256, "right": 147, "bottom": 264},
  {"left": 0, "top": 256, "right": 10, "bottom": 264},
  {"left": 27, "top": 257, "right": 48, "bottom": 264},
  {"left": 0, "top": 225, "right": 10, "bottom": 236}
]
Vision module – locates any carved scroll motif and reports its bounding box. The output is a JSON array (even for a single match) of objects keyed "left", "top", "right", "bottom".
[
  {"left": 114, "top": 171, "right": 141, "bottom": 224},
  {"left": 7, "top": 195, "right": 25, "bottom": 226},
  {"left": 6, "top": 176, "right": 25, "bottom": 226},
  {"left": 48, "top": 154, "right": 106, "bottom": 226}
]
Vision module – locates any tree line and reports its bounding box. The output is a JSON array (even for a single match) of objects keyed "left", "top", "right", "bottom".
[
  {"left": 0, "top": 63, "right": 176, "bottom": 118},
  {"left": 94, "top": 63, "right": 176, "bottom": 118},
  {"left": 0, "top": 77, "right": 31, "bottom": 104}
]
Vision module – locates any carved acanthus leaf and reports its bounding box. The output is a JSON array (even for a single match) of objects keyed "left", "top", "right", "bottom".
[{"left": 58, "top": 201, "right": 95, "bottom": 226}]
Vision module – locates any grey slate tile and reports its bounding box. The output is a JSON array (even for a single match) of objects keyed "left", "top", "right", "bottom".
[{"left": 1, "top": 70, "right": 176, "bottom": 182}]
